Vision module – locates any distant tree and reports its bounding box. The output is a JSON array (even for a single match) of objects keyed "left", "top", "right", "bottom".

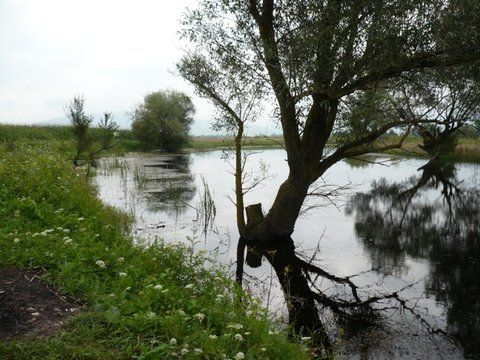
[
  {"left": 131, "top": 90, "right": 195, "bottom": 151},
  {"left": 65, "top": 95, "right": 118, "bottom": 170}
]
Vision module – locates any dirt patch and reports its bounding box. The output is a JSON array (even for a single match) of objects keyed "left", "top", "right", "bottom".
[{"left": 0, "top": 268, "right": 83, "bottom": 340}]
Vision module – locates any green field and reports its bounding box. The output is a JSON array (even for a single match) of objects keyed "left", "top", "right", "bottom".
[
  {"left": 0, "top": 128, "right": 310, "bottom": 359},
  {"left": 1, "top": 124, "right": 480, "bottom": 162}
]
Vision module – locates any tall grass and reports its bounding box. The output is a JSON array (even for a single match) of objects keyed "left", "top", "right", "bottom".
[
  {"left": 0, "top": 138, "right": 311, "bottom": 359},
  {"left": 196, "top": 176, "right": 217, "bottom": 235},
  {"left": 0, "top": 124, "right": 140, "bottom": 153}
]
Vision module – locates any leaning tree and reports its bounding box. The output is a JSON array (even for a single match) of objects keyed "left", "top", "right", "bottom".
[{"left": 178, "top": 0, "right": 480, "bottom": 345}]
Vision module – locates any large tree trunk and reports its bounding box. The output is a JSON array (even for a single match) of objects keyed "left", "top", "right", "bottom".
[
  {"left": 264, "top": 236, "right": 330, "bottom": 348},
  {"left": 253, "top": 174, "right": 311, "bottom": 239},
  {"left": 243, "top": 202, "right": 331, "bottom": 349}
]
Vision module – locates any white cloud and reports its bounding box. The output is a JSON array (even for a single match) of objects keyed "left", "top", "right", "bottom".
[{"left": 0, "top": 0, "right": 215, "bottom": 127}]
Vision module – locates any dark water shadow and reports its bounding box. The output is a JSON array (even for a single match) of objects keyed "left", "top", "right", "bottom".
[
  {"left": 138, "top": 154, "right": 196, "bottom": 217},
  {"left": 346, "top": 159, "right": 480, "bottom": 358}
]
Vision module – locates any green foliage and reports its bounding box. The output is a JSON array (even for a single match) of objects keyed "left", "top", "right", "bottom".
[
  {"left": 66, "top": 96, "right": 93, "bottom": 162},
  {"left": 66, "top": 96, "right": 119, "bottom": 166},
  {"left": 0, "top": 140, "right": 310, "bottom": 359},
  {"left": 131, "top": 90, "right": 195, "bottom": 152},
  {"left": 0, "top": 124, "right": 139, "bottom": 154},
  {"left": 336, "top": 89, "right": 397, "bottom": 144}
]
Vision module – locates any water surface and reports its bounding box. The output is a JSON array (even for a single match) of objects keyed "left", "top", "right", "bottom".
[{"left": 94, "top": 149, "right": 480, "bottom": 359}]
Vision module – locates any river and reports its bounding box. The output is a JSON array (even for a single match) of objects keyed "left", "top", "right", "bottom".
[{"left": 94, "top": 149, "right": 480, "bottom": 359}]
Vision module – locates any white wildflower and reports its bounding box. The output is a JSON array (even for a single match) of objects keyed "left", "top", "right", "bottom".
[
  {"left": 234, "top": 352, "right": 245, "bottom": 360},
  {"left": 193, "top": 348, "right": 203, "bottom": 354},
  {"left": 169, "top": 338, "right": 177, "bottom": 346},
  {"left": 119, "top": 272, "right": 127, "bottom": 277},
  {"left": 64, "top": 238, "right": 73, "bottom": 245},
  {"left": 95, "top": 260, "right": 106, "bottom": 268},
  {"left": 118, "top": 257, "right": 124, "bottom": 263},
  {"left": 234, "top": 334, "right": 243, "bottom": 341},
  {"left": 13, "top": 238, "right": 20, "bottom": 243},
  {"left": 209, "top": 334, "right": 217, "bottom": 339},
  {"left": 63, "top": 229, "right": 70, "bottom": 233},
  {"left": 177, "top": 310, "right": 186, "bottom": 316},
  {"left": 77, "top": 217, "right": 84, "bottom": 222},
  {"left": 261, "top": 348, "right": 266, "bottom": 352},
  {"left": 180, "top": 348, "right": 189, "bottom": 356},
  {"left": 153, "top": 284, "right": 163, "bottom": 290},
  {"left": 244, "top": 332, "right": 250, "bottom": 335},
  {"left": 227, "top": 323, "right": 243, "bottom": 330},
  {"left": 146, "top": 311, "right": 156, "bottom": 319},
  {"left": 245, "top": 310, "right": 253, "bottom": 317},
  {"left": 194, "top": 313, "right": 205, "bottom": 321},
  {"left": 300, "top": 336, "right": 311, "bottom": 341},
  {"left": 184, "top": 283, "right": 194, "bottom": 289}
]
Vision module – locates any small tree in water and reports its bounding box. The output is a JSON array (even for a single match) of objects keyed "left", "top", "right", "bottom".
[{"left": 66, "top": 95, "right": 118, "bottom": 170}]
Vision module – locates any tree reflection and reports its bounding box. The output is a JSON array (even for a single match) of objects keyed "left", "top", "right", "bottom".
[
  {"left": 141, "top": 155, "right": 197, "bottom": 216},
  {"left": 347, "top": 159, "right": 480, "bottom": 356}
]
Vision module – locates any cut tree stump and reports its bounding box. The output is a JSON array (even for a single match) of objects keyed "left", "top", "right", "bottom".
[{"left": 245, "top": 203, "right": 264, "bottom": 268}]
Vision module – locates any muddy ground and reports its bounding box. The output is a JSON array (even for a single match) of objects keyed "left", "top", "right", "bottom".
[{"left": 0, "top": 268, "right": 82, "bottom": 340}]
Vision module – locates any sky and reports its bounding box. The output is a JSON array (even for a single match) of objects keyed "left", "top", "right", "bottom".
[{"left": 0, "top": 0, "right": 276, "bottom": 134}]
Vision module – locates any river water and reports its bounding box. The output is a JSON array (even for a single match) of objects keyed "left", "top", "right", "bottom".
[{"left": 93, "top": 149, "right": 480, "bottom": 359}]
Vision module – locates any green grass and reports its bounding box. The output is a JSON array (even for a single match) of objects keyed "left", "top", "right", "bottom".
[
  {"left": 381, "top": 136, "right": 480, "bottom": 162},
  {"left": 188, "top": 136, "right": 285, "bottom": 150},
  {"left": 2, "top": 123, "right": 479, "bottom": 161},
  {"left": 0, "top": 124, "right": 141, "bottom": 153},
  {"left": 0, "top": 139, "right": 311, "bottom": 359}
]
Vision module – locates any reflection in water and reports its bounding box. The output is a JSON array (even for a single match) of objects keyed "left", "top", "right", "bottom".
[
  {"left": 347, "top": 160, "right": 480, "bottom": 357},
  {"left": 141, "top": 155, "right": 196, "bottom": 216},
  {"left": 138, "top": 155, "right": 194, "bottom": 217},
  {"left": 95, "top": 150, "right": 479, "bottom": 358},
  {"left": 97, "top": 154, "right": 197, "bottom": 225}
]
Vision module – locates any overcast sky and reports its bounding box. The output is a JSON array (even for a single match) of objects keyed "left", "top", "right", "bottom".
[{"left": 0, "top": 0, "right": 224, "bottom": 130}]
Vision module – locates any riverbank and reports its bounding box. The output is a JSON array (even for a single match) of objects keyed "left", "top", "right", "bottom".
[
  {"left": 2, "top": 124, "right": 479, "bottom": 162},
  {"left": 0, "top": 139, "right": 310, "bottom": 359}
]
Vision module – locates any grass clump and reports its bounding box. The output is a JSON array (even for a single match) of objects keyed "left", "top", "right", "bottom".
[{"left": 0, "top": 141, "right": 310, "bottom": 359}]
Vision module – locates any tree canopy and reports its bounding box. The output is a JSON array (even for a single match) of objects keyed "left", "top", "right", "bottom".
[
  {"left": 178, "top": 0, "right": 480, "bottom": 344},
  {"left": 131, "top": 90, "right": 195, "bottom": 151},
  {"left": 66, "top": 95, "right": 118, "bottom": 168},
  {"left": 179, "top": 0, "right": 480, "bottom": 236}
]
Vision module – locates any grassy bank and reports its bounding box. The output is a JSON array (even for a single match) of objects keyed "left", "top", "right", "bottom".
[
  {"left": 0, "top": 124, "right": 140, "bottom": 153},
  {"left": 0, "top": 140, "right": 310, "bottom": 359},
  {"left": 188, "top": 136, "right": 285, "bottom": 150},
  {"left": 1, "top": 124, "right": 479, "bottom": 161},
  {"left": 381, "top": 136, "right": 480, "bottom": 162}
]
